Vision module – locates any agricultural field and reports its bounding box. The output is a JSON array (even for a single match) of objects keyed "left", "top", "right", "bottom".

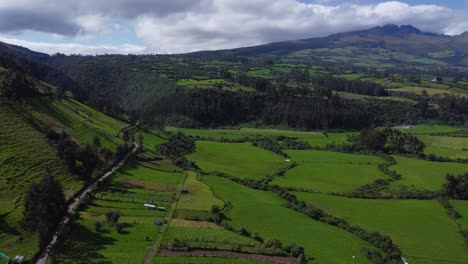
[
  {"left": 50, "top": 155, "right": 184, "bottom": 264},
  {"left": 153, "top": 256, "right": 272, "bottom": 264},
  {"left": 187, "top": 141, "right": 289, "bottom": 180},
  {"left": 271, "top": 150, "right": 386, "bottom": 193},
  {"left": 0, "top": 102, "right": 82, "bottom": 259},
  {"left": 203, "top": 175, "right": 376, "bottom": 264},
  {"left": 451, "top": 200, "right": 468, "bottom": 229},
  {"left": 177, "top": 171, "right": 224, "bottom": 211},
  {"left": 176, "top": 79, "right": 254, "bottom": 92},
  {"left": 166, "top": 127, "right": 355, "bottom": 147},
  {"left": 388, "top": 86, "right": 468, "bottom": 97},
  {"left": 293, "top": 193, "right": 468, "bottom": 264},
  {"left": 418, "top": 135, "right": 468, "bottom": 159},
  {"left": 389, "top": 156, "right": 468, "bottom": 191},
  {"left": 26, "top": 97, "right": 128, "bottom": 151}
]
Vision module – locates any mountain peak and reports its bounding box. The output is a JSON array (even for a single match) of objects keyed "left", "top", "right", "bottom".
[{"left": 368, "top": 24, "right": 422, "bottom": 36}]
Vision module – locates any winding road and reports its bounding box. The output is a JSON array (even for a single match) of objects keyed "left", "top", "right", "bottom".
[{"left": 35, "top": 143, "right": 139, "bottom": 264}]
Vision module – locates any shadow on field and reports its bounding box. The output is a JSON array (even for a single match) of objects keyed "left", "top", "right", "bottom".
[
  {"left": 51, "top": 223, "right": 115, "bottom": 264},
  {"left": 0, "top": 211, "right": 20, "bottom": 236}
]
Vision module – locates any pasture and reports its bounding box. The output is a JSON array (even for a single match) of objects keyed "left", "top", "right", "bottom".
[
  {"left": 271, "top": 150, "right": 386, "bottom": 193},
  {"left": 389, "top": 156, "right": 468, "bottom": 191},
  {"left": 177, "top": 171, "right": 224, "bottom": 211},
  {"left": 187, "top": 141, "right": 288, "bottom": 180},
  {"left": 418, "top": 135, "right": 468, "bottom": 159},
  {"left": 203, "top": 175, "right": 375, "bottom": 264},
  {"left": 293, "top": 192, "right": 468, "bottom": 264},
  {"left": 451, "top": 200, "right": 468, "bottom": 229},
  {"left": 176, "top": 79, "right": 254, "bottom": 92}
]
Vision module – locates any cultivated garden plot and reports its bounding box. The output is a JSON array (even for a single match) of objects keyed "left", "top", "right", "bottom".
[
  {"left": 49, "top": 157, "right": 184, "bottom": 263},
  {"left": 293, "top": 193, "right": 468, "bottom": 264}
]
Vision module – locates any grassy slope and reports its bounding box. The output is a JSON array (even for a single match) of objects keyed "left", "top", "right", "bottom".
[
  {"left": 177, "top": 171, "right": 224, "bottom": 211},
  {"left": 187, "top": 141, "right": 289, "bottom": 180},
  {"left": 271, "top": 150, "right": 386, "bottom": 193},
  {"left": 390, "top": 156, "right": 468, "bottom": 191},
  {"left": 204, "top": 175, "right": 374, "bottom": 264},
  {"left": 418, "top": 135, "right": 468, "bottom": 160},
  {"left": 0, "top": 102, "right": 81, "bottom": 259},
  {"left": 26, "top": 97, "right": 127, "bottom": 151},
  {"left": 293, "top": 193, "right": 468, "bottom": 264}
]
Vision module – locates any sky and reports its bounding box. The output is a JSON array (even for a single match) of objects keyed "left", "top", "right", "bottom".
[{"left": 0, "top": 0, "right": 466, "bottom": 55}]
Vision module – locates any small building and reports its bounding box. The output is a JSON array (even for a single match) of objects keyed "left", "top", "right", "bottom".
[
  {"left": 181, "top": 188, "right": 189, "bottom": 194},
  {"left": 144, "top": 204, "right": 156, "bottom": 210},
  {"left": 157, "top": 206, "right": 166, "bottom": 211},
  {"left": 401, "top": 257, "right": 409, "bottom": 264}
]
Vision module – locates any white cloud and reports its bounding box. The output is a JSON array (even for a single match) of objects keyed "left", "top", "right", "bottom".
[
  {"left": 0, "top": 0, "right": 465, "bottom": 54},
  {"left": 135, "top": 0, "right": 456, "bottom": 53},
  {"left": 0, "top": 37, "right": 146, "bottom": 55}
]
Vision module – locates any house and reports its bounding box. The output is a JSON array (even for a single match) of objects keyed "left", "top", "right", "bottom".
[
  {"left": 157, "top": 206, "right": 166, "bottom": 211},
  {"left": 401, "top": 257, "right": 409, "bottom": 264}
]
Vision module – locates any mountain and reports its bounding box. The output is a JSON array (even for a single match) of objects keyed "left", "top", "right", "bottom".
[{"left": 198, "top": 24, "right": 468, "bottom": 64}]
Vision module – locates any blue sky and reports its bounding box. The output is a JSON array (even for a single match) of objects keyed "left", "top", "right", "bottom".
[{"left": 0, "top": 0, "right": 466, "bottom": 55}]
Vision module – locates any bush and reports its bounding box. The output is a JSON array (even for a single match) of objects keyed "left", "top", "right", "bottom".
[{"left": 105, "top": 210, "right": 121, "bottom": 225}]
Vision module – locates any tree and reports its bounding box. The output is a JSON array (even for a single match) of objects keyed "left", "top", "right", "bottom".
[
  {"left": 138, "top": 133, "right": 144, "bottom": 147},
  {"left": 24, "top": 168, "right": 66, "bottom": 247},
  {"left": 105, "top": 210, "right": 121, "bottom": 226}
]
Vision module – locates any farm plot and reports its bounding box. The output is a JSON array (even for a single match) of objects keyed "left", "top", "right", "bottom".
[
  {"left": 418, "top": 135, "right": 468, "bottom": 160},
  {"left": 293, "top": 192, "right": 468, "bottom": 264},
  {"left": 50, "top": 157, "right": 183, "bottom": 263},
  {"left": 271, "top": 150, "right": 386, "bottom": 193},
  {"left": 177, "top": 171, "right": 224, "bottom": 211},
  {"left": 161, "top": 224, "right": 260, "bottom": 253},
  {"left": 451, "top": 200, "right": 468, "bottom": 230},
  {"left": 153, "top": 256, "right": 272, "bottom": 264},
  {"left": 187, "top": 141, "right": 288, "bottom": 180},
  {"left": 204, "top": 175, "right": 375, "bottom": 264},
  {"left": 389, "top": 156, "right": 468, "bottom": 191}
]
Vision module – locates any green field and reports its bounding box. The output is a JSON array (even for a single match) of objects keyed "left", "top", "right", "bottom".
[
  {"left": 177, "top": 171, "right": 224, "bottom": 211},
  {"left": 162, "top": 225, "right": 260, "bottom": 252},
  {"left": 177, "top": 79, "right": 254, "bottom": 92},
  {"left": 187, "top": 141, "right": 288, "bottom": 180},
  {"left": 167, "top": 127, "right": 354, "bottom": 147},
  {"left": 418, "top": 135, "right": 468, "bottom": 159},
  {"left": 397, "top": 124, "right": 467, "bottom": 135},
  {"left": 271, "top": 150, "right": 386, "bottom": 193},
  {"left": 389, "top": 156, "right": 468, "bottom": 191},
  {"left": 51, "top": 155, "right": 180, "bottom": 263},
  {"left": 153, "top": 256, "right": 271, "bottom": 264},
  {"left": 204, "top": 175, "right": 375, "bottom": 264},
  {"left": 451, "top": 200, "right": 468, "bottom": 230},
  {"left": 27, "top": 97, "right": 127, "bottom": 151},
  {"left": 293, "top": 192, "right": 468, "bottom": 264},
  {"left": 0, "top": 102, "right": 82, "bottom": 259}
]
